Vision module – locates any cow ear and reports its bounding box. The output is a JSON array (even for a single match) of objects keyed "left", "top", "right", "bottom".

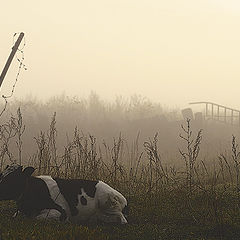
[{"left": 22, "top": 167, "right": 35, "bottom": 177}]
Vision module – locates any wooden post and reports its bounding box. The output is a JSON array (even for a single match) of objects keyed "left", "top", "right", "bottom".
[
  {"left": 217, "top": 105, "right": 220, "bottom": 121},
  {"left": 231, "top": 109, "right": 234, "bottom": 125},
  {"left": 0, "top": 32, "right": 24, "bottom": 88}
]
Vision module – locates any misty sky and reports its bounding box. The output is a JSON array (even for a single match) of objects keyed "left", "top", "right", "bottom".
[{"left": 1, "top": 0, "right": 240, "bottom": 109}]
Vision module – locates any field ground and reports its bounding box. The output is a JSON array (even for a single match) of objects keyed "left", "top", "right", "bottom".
[
  {"left": 1, "top": 190, "right": 240, "bottom": 240},
  {"left": 0, "top": 106, "right": 240, "bottom": 239}
]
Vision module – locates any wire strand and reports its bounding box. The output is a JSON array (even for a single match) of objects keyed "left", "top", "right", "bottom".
[{"left": 0, "top": 33, "right": 27, "bottom": 118}]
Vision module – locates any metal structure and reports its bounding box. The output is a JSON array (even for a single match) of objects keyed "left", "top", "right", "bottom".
[
  {"left": 189, "top": 101, "right": 240, "bottom": 126},
  {"left": 0, "top": 32, "right": 24, "bottom": 88}
]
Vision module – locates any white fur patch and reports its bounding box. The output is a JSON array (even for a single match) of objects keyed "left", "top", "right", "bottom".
[
  {"left": 71, "top": 188, "right": 98, "bottom": 223},
  {"left": 95, "top": 181, "right": 128, "bottom": 224},
  {"left": 34, "top": 176, "right": 127, "bottom": 224},
  {"left": 36, "top": 176, "right": 70, "bottom": 219}
]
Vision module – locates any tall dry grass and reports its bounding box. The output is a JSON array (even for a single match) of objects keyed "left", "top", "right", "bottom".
[{"left": 1, "top": 102, "right": 240, "bottom": 239}]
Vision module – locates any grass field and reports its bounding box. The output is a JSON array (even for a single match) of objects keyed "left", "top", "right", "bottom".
[
  {"left": 1, "top": 188, "right": 240, "bottom": 240},
  {"left": 0, "top": 107, "right": 240, "bottom": 239}
]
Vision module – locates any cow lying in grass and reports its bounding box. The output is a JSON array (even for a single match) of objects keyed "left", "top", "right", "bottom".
[{"left": 0, "top": 164, "right": 128, "bottom": 224}]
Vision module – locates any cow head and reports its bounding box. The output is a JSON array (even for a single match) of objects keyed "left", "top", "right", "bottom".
[{"left": 0, "top": 164, "right": 35, "bottom": 200}]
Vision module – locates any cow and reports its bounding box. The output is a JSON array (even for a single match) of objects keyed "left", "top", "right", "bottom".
[{"left": 0, "top": 164, "right": 128, "bottom": 224}]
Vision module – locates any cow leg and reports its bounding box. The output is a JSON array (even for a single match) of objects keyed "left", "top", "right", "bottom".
[
  {"left": 47, "top": 202, "right": 67, "bottom": 221},
  {"left": 18, "top": 197, "right": 67, "bottom": 221}
]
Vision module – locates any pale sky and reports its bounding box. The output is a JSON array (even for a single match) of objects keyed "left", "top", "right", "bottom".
[{"left": 1, "top": 0, "right": 240, "bottom": 109}]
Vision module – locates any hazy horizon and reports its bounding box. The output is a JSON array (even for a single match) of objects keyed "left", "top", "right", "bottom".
[{"left": 1, "top": 0, "right": 240, "bottom": 110}]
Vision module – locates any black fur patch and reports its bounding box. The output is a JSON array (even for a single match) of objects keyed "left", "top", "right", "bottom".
[
  {"left": 80, "top": 196, "right": 87, "bottom": 205},
  {"left": 17, "top": 177, "right": 66, "bottom": 220},
  {"left": 54, "top": 178, "right": 98, "bottom": 216}
]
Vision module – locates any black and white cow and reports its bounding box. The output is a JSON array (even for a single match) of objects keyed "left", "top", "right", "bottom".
[{"left": 0, "top": 164, "right": 128, "bottom": 224}]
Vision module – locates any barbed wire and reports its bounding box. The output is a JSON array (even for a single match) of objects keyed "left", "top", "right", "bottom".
[{"left": 0, "top": 33, "right": 27, "bottom": 118}]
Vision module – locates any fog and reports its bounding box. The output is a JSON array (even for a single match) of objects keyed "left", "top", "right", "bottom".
[
  {"left": 0, "top": 1, "right": 240, "bottom": 168},
  {"left": 0, "top": 94, "right": 237, "bottom": 170},
  {"left": 1, "top": 0, "right": 240, "bottom": 109}
]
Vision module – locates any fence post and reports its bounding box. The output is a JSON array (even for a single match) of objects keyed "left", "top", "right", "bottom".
[{"left": 0, "top": 32, "right": 24, "bottom": 88}]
